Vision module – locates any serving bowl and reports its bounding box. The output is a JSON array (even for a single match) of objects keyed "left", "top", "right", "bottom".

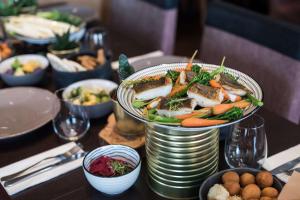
[
  {"left": 199, "top": 168, "right": 283, "bottom": 200},
  {"left": 62, "top": 79, "right": 118, "bottom": 119},
  {"left": 82, "top": 145, "right": 141, "bottom": 195},
  {"left": 51, "top": 51, "right": 112, "bottom": 87},
  {"left": 0, "top": 54, "right": 49, "bottom": 86}
]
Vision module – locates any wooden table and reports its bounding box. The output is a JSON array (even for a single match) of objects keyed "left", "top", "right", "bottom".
[{"left": 0, "top": 37, "right": 300, "bottom": 200}]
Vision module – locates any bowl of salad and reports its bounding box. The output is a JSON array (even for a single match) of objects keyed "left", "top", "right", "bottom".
[
  {"left": 63, "top": 79, "right": 118, "bottom": 119},
  {"left": 0, "top": 54, "right": 49, "bottom": 86}
]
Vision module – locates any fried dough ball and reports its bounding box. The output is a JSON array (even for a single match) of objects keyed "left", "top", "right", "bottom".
[
  {"left": 240, "top": 172, "right": 255, "bottom": 186},
  {"left": 242, "top": 184, "right": 261, "bottom": 200},
  {"left": 256, "top": 171, "right": 273, "bottom": 188},
  {"left": 224, "top": 182, "right": 241, "bottom": 195},
  {"left": 260, "top": 197, "right": 272, "bottom": 200},
  {"left": 261, "top": 187, "right": 279, "bottom": 198},
  {"left": 222, "top": 171, "right": 240, "bottom": 183}
]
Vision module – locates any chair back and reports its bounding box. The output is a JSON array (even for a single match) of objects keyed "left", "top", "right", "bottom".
[{"left": 200, "top": 2, "right": 300, "bottom": 124}]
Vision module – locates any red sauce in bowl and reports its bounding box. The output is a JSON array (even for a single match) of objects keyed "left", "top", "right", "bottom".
[{"left": 89, "top": 156, "right": 133, "bottom": 177}]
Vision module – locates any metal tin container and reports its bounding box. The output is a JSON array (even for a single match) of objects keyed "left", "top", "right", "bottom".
[{"left": 145, "top": 124, "right": 219, "bottom": 199}]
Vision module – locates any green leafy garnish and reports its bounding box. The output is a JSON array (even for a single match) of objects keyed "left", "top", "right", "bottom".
[
  {"left": 208, "top": 107, "right": 243, "bottom": 121},
  {"left": 37, "top": 10, "right": 82, "bottom": 26},
  {"left": 246, "top": 93, "right": 263, "bottom": 107},
  {"left": 0, "top": 2, "right": 20, "bottom": 16},
  {"left": 188, "top": 57, "right": 226, "bottom": 87},
  {"left": 50, "top": 29, "right": 79, "bottom": 51},
  {"left": 132, "top": 99, "right": 149, "bottom": 108},
  {"left": 110, "top": 160, "right": 132, "bottom": 176},
  {"left": 191, "top": 65, "right": 201, "bottom": 74},
  {"left": 166, "top": 70, "right": 180, "bottom": 83},
  {"left": 14, "top": 0, "right": 37, "bottom": 7}
]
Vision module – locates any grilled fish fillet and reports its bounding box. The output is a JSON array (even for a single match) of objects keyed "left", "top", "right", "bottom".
[
  {"left": 156, "top": 98, "right": 197, "bottom": 117},
  {"left": 219, "top": 73, "right": 248, "bottom": 96},
  {"left": 187, "top": 83, "right": 224, "bottom": 107},
  {"left": 133, "top": 77, "right": 172, "bottom": 100}
]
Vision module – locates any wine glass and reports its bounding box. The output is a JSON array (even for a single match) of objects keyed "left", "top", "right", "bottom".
[
  {"left": 52, "top": 89, "right": 90, "bottom": 141},
  {"left": 225, "top": 114, "right": 268, "bottom": 169}
]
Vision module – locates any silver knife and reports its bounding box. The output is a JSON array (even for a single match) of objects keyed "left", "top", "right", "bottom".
[
  {"left": 270, "top": 156, "right": 300, "bottom": 175},
  {"left": 3, "top": 152, "right": 87, "bottom": 187}
]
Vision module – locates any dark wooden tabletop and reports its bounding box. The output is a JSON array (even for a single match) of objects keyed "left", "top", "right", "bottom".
[{"left": 0, "top": 32, "right": 300, "bottom": 200}]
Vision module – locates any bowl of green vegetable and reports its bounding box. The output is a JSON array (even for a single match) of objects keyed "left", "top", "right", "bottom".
[{"left": 62, "top": 79, "right": 118, "bottom": 119}]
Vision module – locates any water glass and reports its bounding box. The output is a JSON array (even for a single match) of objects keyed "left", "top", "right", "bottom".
[
  {"left": 52, "top": 89, "right": 90, "bottom": 141},
  {"left": 225, "top": 114, "right": 268, "bottom": 169}
]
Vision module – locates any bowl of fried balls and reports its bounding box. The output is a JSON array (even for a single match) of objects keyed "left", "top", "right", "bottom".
[{"left": 199, "top": 168, "right": 282, "bottom": 200}]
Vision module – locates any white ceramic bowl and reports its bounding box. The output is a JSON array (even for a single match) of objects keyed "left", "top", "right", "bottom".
[
  {"left": 0, "top": 54, "right": 49, "bottom": 86},
  {"left": 82, "top": 145, "right": 141, "bottom": 195},
  {"left": 63, "top": 79, "right": 118, "bottom": 119}
]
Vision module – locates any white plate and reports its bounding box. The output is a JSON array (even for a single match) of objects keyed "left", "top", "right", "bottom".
[{"left": 117, "top": 63, "right": 263, "bottom": 131}]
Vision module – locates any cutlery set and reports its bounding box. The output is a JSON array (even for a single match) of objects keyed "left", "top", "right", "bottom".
[{"left": 1, "top": 145, "right": 86, "bottom": 187}]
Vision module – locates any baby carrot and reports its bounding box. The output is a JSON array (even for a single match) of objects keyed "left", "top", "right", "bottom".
[
  {"left": 209, "top": 80, "right": 222, "bottom": 88},
  {"left": 212, "top": 100, "right": 251, "bottom": 115},
  {"left": 212, "top": 104, "right": 234, "bottom": 115},
  {"left": 181, "top": 118, "right": 228, "bottom": 127}
]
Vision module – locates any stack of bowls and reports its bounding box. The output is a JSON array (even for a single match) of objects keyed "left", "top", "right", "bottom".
[{"left": 145, "top": 124, "right": 219, "bottom": 199}]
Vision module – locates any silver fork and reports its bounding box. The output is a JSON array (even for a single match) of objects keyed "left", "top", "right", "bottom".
[{"left": 0, "top": 145, "right": 82, "bottom": 182}]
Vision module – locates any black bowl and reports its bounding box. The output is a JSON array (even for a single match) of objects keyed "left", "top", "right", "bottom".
[
  {"left": 199, "top": 168, "right": 283, "bottom": 200},
  {"left": 52, "top": 51, "right": 112, "bottom": 87}
]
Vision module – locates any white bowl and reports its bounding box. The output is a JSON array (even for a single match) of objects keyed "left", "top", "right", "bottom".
[
  {"left": 63, "top": 79, "right": 118, "bottom": 119},
  {"left": 0, "top": 54, "right": 49, "bottom": 86},
  {"left": 82, "top": 145, "right": 141, "bottom": 195}
]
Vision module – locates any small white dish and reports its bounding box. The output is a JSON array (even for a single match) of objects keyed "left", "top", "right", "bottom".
[
  {"left": 63, "top": 79, "right": 118, "bottom": 119},
  {"left": 0, "top": 54, "right": 49, "bottom": 86},
  {"left": 82, "top": 145, "right": 141, "bottom": 195}
]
